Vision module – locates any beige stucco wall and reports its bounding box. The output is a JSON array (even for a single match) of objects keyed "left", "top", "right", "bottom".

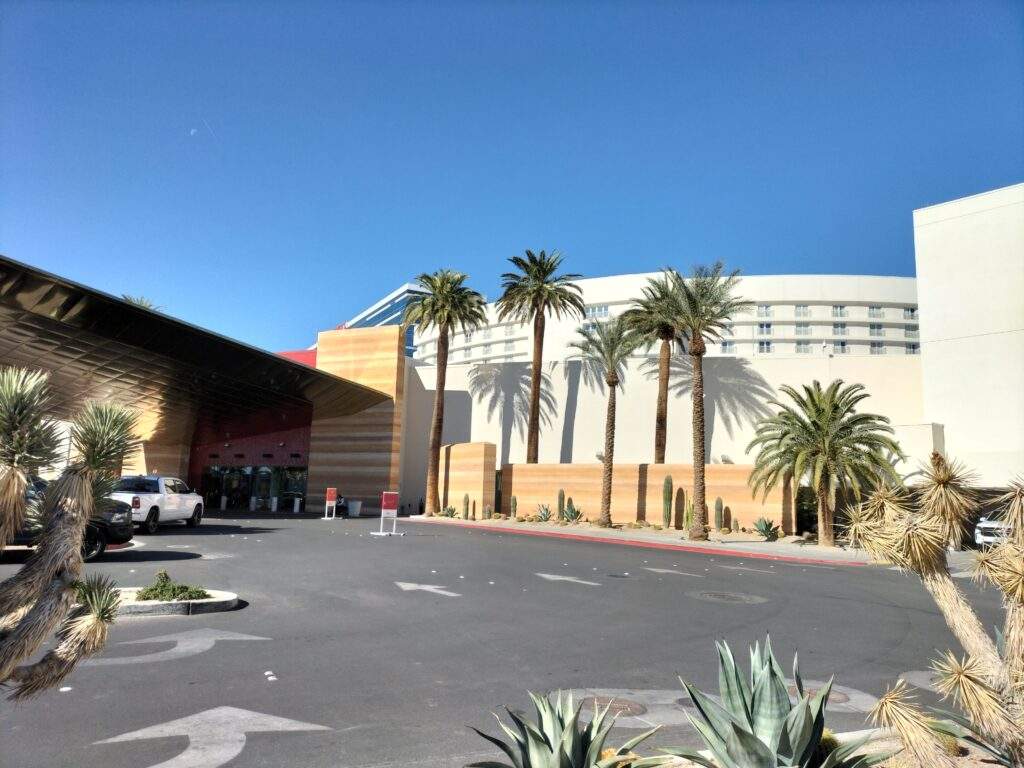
[
  {"left": 914, "top": 183, "right": 1024, "bottom": 486},
  {"left": 438, "top": 442, "right": 496, "bottom": 518}
]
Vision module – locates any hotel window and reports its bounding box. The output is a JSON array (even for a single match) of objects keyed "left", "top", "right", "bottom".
[
  {"left": 903, "top": 306, "right": 918, "bottom": 320},
  {"left": 832, "top": 304, "right": 848, "bottom": 318},
  {"left": 832, "top": 341, "right": 848, "bottom": 355},
  {"left": 832, "top": 323, "right": 847, "bottom": 336},
  {"left": 796, "top": 341, "right": 811, "bottom": 354},
  {"left": 482, "top": 343, "right": 492, "bottom": 356},
  {"left": 585, "top": 304, "right": 609, "bottom": 319},
  {"left": 720, "top": 340, "right": 736, "bottom": 354},
  {"left": 870, "top": 342, "right": 885, "bottom": 355},
  {"left": 504, "top": 325, "right": 515, "bottom": 337},
  {"left": 757, "top": 304, "right": 772, "bottom": 318},
  {"left": 906, "top": 343, "right": 920, "bottom": 355},
  {"left": 905, "top": 324, "right": 919, "bottom": 338},
  {"left": 795, "top": 304, "right": 810, "bottom": 318},
  {"left": 757, "top": 322, "right": 773, "bottom": 336},
  {"left": 758, "top": 340, "right": 773, "bottom": 354},
  {"left": 464, "top": 330, "right": 473, "bottom": 343},
  {"left": 504, "top": 341, "right": 514, "bottom": 353},
  {"left": 868, "top": 305, "right": 884, "bottom": 319},
  {"left": 869, "top": 323, "right": 884, "bottom": 337},
  {"left": 462, "top": 348, "right": 470, "bottom": 360},
  {"left": 795, "top": 323, "right": 811, "bottom": 336}
]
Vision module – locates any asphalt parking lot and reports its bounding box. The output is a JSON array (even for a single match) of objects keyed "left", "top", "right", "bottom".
[{"left": 0, "top": 515, "right": 1003, "bottom": 768}]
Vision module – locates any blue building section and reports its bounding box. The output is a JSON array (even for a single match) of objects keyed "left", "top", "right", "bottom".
[{"left": 346, "top": 284, "right": 427, "bottom": 356}]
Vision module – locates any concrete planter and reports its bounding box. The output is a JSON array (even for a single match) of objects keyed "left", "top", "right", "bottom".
[{"left": 115, "top": 588, "right": 239, "bottom": 616}]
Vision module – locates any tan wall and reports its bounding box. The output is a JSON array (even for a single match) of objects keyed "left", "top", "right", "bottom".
[
  {"left": 123, "top": 440, "right": 190, "bottom": 479},
  {"left": 308, "top": 326, "right": 405, "bottom": 511},
  {"left": 501, "top": 462, "right": 790, "bottom": 532},
  {"left": 439, "top": 442, "right": 496, "bottom": 519}
]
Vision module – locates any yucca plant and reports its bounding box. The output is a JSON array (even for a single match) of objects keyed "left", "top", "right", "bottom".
[
  {"left": 0, "top": 370, "right": 138, "bottom": 698},
  {"left": 659, "top": 636, "right": 891, "bottom": 768},
  {"left": 850, "top": 454, "right": 1024, "bottom": 763},
  {"left": 754, "top": 517, "right": 781, "bottom": 542},
  {"left": 469, "top": 690, "right": 665, "bottom": 768}
]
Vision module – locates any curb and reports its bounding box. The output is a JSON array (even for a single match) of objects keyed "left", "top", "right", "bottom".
[
  {"left": 407, "top": 518, "right": 869, "bottom": 567},
  {"left": 115, "top": 588, "right": 239, "bottom": 616}
]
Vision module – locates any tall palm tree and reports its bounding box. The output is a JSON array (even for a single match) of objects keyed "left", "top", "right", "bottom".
[
  {"left": 569, "top": 318, "right": 641, "bottom": 527},
  {"left": 621, "top": 269, "right": 685, "bottom": 464},
  {"left": 677, "top": 263, "right": 752, "bottom": 540},
  {"left": 496, "top": 250, "right": 584, "bottom": 464},
  {"left": 402, "top": 270, "right": 486, "bottom": 516},
  {"left": 747, "top": 379, "right": 903, "bottom": 546}
]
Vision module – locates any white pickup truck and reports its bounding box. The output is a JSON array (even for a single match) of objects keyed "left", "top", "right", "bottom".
[{"left": 111, "top": 475, "right": 204, "bottom": 534}]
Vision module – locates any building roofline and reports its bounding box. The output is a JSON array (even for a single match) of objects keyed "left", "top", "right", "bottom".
[{"left": 345, "top": 283, "right": 425, "bottom": 326}]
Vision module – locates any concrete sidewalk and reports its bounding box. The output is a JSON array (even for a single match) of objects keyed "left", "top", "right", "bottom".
[{"left": 407, "top": 516, "right": 877, "bottom": 566}]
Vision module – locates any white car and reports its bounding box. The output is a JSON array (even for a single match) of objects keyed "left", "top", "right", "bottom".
[
  {"left": 975, "top": 515, "right": 1009, "bottom": 548},
  {"left": 111, "top": 475, "right": 204, "bottom": 534}
]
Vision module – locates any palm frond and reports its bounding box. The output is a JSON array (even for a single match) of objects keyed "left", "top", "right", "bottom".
[{"left": 495, "top": 250, "right": 585, "bottom": 324}]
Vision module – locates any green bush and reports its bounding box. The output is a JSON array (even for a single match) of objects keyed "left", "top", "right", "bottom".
[
  {"left": 136, "top": 570, "right": 210, "bottom": 602},
  {"left": 662, "top": 476, "right": 673, "bottom": 529}
]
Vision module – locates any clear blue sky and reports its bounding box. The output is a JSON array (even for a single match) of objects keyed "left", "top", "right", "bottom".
[{"left": 2, "top": 1, "right": 1022, "bottom": 351}]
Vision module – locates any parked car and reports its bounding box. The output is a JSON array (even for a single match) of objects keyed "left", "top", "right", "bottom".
[
  {"left": 975, "top": 514, "right": 1009, "bottom": 548},
  {"left": 7, "top": 486, "right": 133, "bottom": 562},
  {"left": 111, "top": 475, "right": 204, "bottom": 534}
]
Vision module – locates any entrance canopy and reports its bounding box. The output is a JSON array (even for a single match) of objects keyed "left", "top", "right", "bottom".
[{"left": 0, "top": 255, "right": 388, "bottom": 435}]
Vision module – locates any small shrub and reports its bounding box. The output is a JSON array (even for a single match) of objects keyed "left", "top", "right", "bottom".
[
  {"left": 720, "top": 527, "right": 731, "bottom": 535},
  {"left": 441, "top": 506, "right": 456, "bottom": 518},
  {"left": 754, "top": 517, "right": 781, "bottom": 542},
  {"left": 562, "top": 498, "right": 583, "bottom": 522},
  {"left": 136, "top": 570, "right": 210, "bottom": 602},
  {"left": 536, "top": 504, "right": 552, "bottom": 522}
]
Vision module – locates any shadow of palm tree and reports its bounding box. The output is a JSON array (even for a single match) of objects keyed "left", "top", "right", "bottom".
[
  {"left": 468, "top": 363, "right": 557, "bottom": 465},
  {"left": 658, "top": 355, "right": 775, "bottom": 460}
]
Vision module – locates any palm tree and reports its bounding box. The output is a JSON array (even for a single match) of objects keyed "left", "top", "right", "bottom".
[
  {"left": 402, "top": 270, "right": 486, "bottom": 516},
  {"left": 621, "top": 269, "right": 685, "bottom": 464},
  {"left": 570, "top": 318, "right": 641, "bottom": 527},
  {"left": 496, "top": 250, "right": 584, "bottom": 463},
  {"left": 0, "top": 367, "right": 138, "bottom": 697},
  {"left": 747, "top": 379, "right": 903, "bottom": 546},
  {"left": 677, "top": 263, "right": 752, "bottom": 540}
]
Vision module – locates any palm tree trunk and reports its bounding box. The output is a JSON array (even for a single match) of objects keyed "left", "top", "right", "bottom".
[
  {"left": 817, "top": 482, "right": 835, "bottom": 547},
  {"left": 600, "top": 382, "right": 616, "bottom": 527},
  {"left": 688, "top": 353, "right": 707, "bottom": 540},
  {"left": 526, "top": 310, "right": 545, "bottom": 464},
  {"left": 424, "top": 327, "right": 450, "bottom": 517},
  {"left": 653, "top": 337, "right": 670, "bottom": 464}
]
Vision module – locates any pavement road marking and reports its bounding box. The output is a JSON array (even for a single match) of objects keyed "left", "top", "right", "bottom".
[
  {"left": 643, "top": 567, "right": 705, "bottom": 578},
  {"left": 717, "top": 564, "right": 775, "bottom": 574},
  {"left": 84, "top": 629, "right": 269, "bottom": 666},
  {"left": 394, "top": 581, "right": 461, "bottom": 597},
  {"left": 535, "top": 573, "right": 601, "bottom": 586},
  {"left": 96, "top": 706, "right": 330, "bottom": 768}
]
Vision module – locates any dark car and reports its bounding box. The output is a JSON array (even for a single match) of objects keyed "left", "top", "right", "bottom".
[{"left": 7, "top": 487, "right": 134, "bottom": 562}]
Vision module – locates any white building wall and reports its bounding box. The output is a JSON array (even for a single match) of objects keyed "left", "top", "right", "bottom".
[{"left": 914, "top": 183, "right": 1024, "bottom": 486}]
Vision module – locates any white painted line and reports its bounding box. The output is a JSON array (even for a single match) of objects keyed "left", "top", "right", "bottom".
[
  {"left": 394, "top": 581, "right": 461, "bottom": 597},
  {"left": 96, "top": 706, "right": 330, "bottom": 768},
  {"left": 85, "top": 629, "right": 269, "bottom": 666},
  {"left": 535, "top": 573, "right": 601, "bottom": 586},
  {"left": 643, "top": 567, "right": 705, "bottom": 578},
  {"left": 59, "top": 686, "right": 72, "bottom": 692},
  {"left": 165, "top": 544, "right": 193, "bottom": 549},
  {"left": 718, "top": 564, "right": 775, "bottom": 574}
]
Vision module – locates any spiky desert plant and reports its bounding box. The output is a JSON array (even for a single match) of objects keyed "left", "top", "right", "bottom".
[
  {"left": 869, "top": 680, "right": 954, "bottom": 768},
  {"left": 570, "top": 318, "right": 642, "bottom": 527},
  {"left": 510, "top": 495, "right": 518, "bottom": 519},
  {"left": 495, "top": 250, "right": 585, "bottom": 464},
  {"left": 558, "top": 488, "right": 565, "bottom": 520},
  {"left": 0, "top": 399, "right": 137, "bottom": 698},
  {"left": 462, "top": 493, "right": 470, "bottom": 520},
  {"left": 0, "top": 368, "right": 62, "bottom": 550},
  {"left": 402, "top": 270, "right": 487, "bottom": 516},
  {"left": 913, "top": 452, "right": 978, "bottom": 550},
  {"left": 714, "top": 497, "right": 724, "bottom": 530},
  {"left": 662, "top": 476, "right": 673, "bottom": 530},
  {"left": 469, "top": 690, "right": 664, "bottom": 768},
  {"left": 748, "top": 380, "right": 904, "bottom": 546}
]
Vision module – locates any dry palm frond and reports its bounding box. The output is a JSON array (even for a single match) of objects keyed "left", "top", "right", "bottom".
[
  {"left": 991, "top": 478, "right": 1024, "bottom": 548},
  {"left": 871, "top": 680, "right": 956, "bottom": 768},
  {"left": 914, "top": 453, "right": 977, "bottom": 550},
  {"left": 931, "top": 651, "right": 1019, "bottom": 747}
]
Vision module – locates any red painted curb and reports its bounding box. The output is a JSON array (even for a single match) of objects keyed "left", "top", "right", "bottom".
[{"left": 406, "top": 518, "right": 868, "bottom": 567}]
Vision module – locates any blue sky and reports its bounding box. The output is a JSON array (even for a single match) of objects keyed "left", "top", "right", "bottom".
[{"left": 2, "top": 1, "right": 1022, "bottom": 351}]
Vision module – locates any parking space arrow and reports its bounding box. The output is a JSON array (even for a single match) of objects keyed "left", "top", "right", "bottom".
[
  {"left": 95, "top": 706, "right": 330, "bottom": 768},
  {"left": 394, "top": 581, "right": 461, "bottom": 597},
  {"left": 84, "top": 629, "right": 268, "bottom": 666},
  {"left": 643, "top": 567, "right": 705, "bottom": 577},
  {"left": 535, "top": 573, "right": 601, "bottom": 586}
]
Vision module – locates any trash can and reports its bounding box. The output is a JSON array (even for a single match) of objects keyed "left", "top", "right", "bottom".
[{"left": 347, "top": 500, "right": 363, "bottom": 518}]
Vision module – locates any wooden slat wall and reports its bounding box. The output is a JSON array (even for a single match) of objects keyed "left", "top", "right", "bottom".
[
  {"left": 307, "top": 327, "right": 405, "bottom": 511},
  {"left": 439, "top": 442, "right": 496, "bottom": 519},
  {"left": 501, "top": 462, "right": 790, "bottom": 531}
]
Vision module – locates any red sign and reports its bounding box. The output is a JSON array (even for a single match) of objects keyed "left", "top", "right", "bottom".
[
  {"left": 381, "top": 491, "right": 399, "bottom": 518},
  {"left": 325, "top": 487, "right": 337, "bottom": 504}
]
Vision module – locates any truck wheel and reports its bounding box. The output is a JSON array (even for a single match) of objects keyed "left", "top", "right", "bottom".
[
  {"left": 82, "top": 527, "right": 107, "bottom": 561},
  {"left": 143, "top": 509, "right": 160, "bottom": 535},
  {"left": 186, "top": 505, "right": 203, "bottom": 528}
]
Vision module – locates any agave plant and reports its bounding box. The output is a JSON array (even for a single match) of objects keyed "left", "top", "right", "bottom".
[
  {"left": 754, "top": 518, "right": 781, "bottom": 542},
  {"left": 536, "top": 504, "right": 553, "bottom": 523},
  {"left": 470, "top": 690, "right": 665, "bottom": 768},
  {"left": 659, "top": 637, "right": 891, "bottom": 768}
]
